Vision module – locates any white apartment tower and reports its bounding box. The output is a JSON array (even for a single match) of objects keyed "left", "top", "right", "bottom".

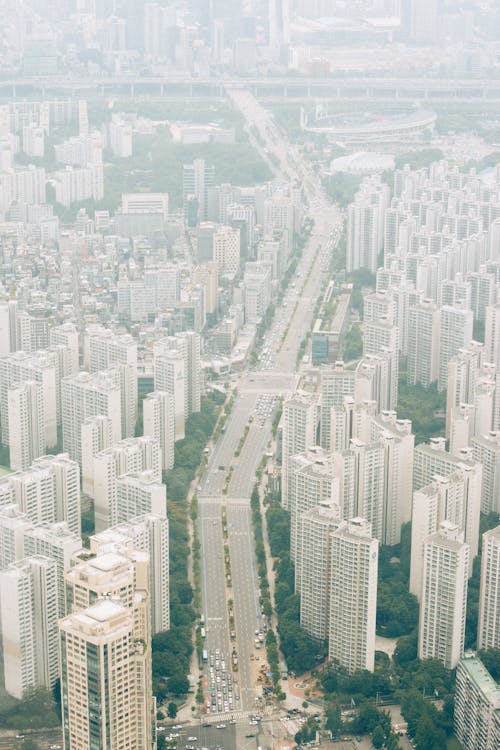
[
  {"left": 91, "top": 513, "right": 169, "bottom": 634},
  {"left": 0, "top": 555, "right": 59, "bottom": 699},
  {"left": 477, "top": 526, "right": 500, "bottom": 651},
  {"left": 116, "top": 470, "right": 166, "bottom": 525},
  {"left": 8, "top": 381, "right": 45, "bottom": 470},
  {"left": 446, "top": 343, "right": 484, "bottom": 438},
  {"left": 328, "top": 518, "right": 378, "bottom": 673},
  {"left": 484, "top": 297, "right": 500, "bottom": 369},
  {"left": 287, "top": 448, "right": 337, "bottom": 564},
  {"left": 281, "top": 393, "right": 318, "bottom": 510},
  {"left": 455, "top": 655, "right": 500, "bottom": 750},
  {"left": 319, "top": 363, "right": 355, "bottom": 450},
  {"left": 153, "top": 350, "right": 186, "bottom": 440},
  {"left": 84, "top": 326, "right": 138, "bottom": 438},
  {"left": 0, "top": 350, "right": 58, "bottom": 448},
  {"left": 93, "top": 437, "right": 161, "bottom": 532},
  {"left": 472, "top": 431, "right": 500, "bottom": 515},
  {"left": 438, "top": 304, "right": 473, "bottom": 392},
  {"left": 81, "top": 415, "right": 113, "bottom": 496},
  {"left": 418, "top": 521, "right": 469, "bottom": 669},
  {"left": 407, "top": 299, "right": 440, "bottom": 387},
  {"left": 49, "top": 322, "right": 79, "bottom": 373},
  {"left": 296, "top": 501, "right": 341, "bottom": 641},
  {"left": 61, "top": 370, "right": 122, "bottom": 464},
  {"left": 0, "top": 504, "right": 33, "bottom": 569},
  {"left": 143, "top": 391, "right": 175, "bottom": 471},
  {"left": 24, "top": 521, "right": 82, "bottom": 618}
]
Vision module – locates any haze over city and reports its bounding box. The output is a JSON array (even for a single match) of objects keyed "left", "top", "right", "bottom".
[{"left": 0, "top": 2, "right": 499, "bottom": 750}]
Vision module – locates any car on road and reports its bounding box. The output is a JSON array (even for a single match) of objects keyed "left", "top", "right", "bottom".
[{"left": 216, "top": 723, "right": 226, "bottom": 729}]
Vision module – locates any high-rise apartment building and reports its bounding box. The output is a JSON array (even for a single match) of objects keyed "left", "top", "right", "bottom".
[
  {"left": 484, "top": 296, "right": 500, "bottom": 369},
  {"left": 1, "top": 454, "right": 81, "bottom": 536},
  {"left": 296, "top": 501, "right": 341, "bottom": 641},
  {"left": 91, "top": 513, "right": 169, "bottom": 634},
  {"left": 93, "top": 437, "right": 161, "bottom": 532},
  {"left": 328, "top": 518, "right": 378, "bottom": 673},
  {"left": 61, "top": 370, "right": 122, "bottom": 464},
  {"left": 347, "top": 178, "right": 389, "bottom": 273},
  {"left": 143, "top": 391, "right": 175, "bottom": 471},
  {"left": 84, "top": 326, "right": 138, "bottom": 439},
  {"left": 281, "top": 393, "right": 318, "bottom": 510},
  {"left": 0, "top": 350, "right": 58, "bottom": 448},
  {"left": 446, "top": 342, "right": 484, "bottom": 437},
  {"left": 287, "top": 448, "right": 337, "bottom": 563},
  {"left": 472, "top": 431, "right": 500, "bottom": 515},
  {"left": 455, "top": 654, "right": 500, "bottom": 750},
  {"left": 438, "top": 304, "right": 473, "bottom": 391},
  {"left": 418, "top": 521, "right": 469, "bottom": 669},
  {"left": 153, "top": 349, "right": 186, "bottom": 440},
  {"left": 477, "top": 525, "right": 500, "bottom": 651},
  {"left": 8, "top": 381, "right": 45, "bottom": 470},
  {"left": 0, "top": 555, "right": 59, "bottom": 699},
  {"left": 116, "top": 470, "right": 166, "bottom": 525},
  {"left": 24, "top": 521, "right": 82, "bottom": 617},
  {"left": 407, "top": 299, "right": 440, "bottom": 387},
  {"left": 59, "top": 597, "right": 154, "bottom": 750},
  {"left": 319, "top": 362, "right": 355, "bottom": 450},
  {"left": 183, "top": 158, "right": 215, "bottom": 223},
  {"left": 0, "top": 503, "right": 33, "bottom": 569},
  {"left": 81, "top": 415, "right": 113, "bottom": 496},
  {"left": 49, "top": 322, "right": 79, "bottom": 373}
]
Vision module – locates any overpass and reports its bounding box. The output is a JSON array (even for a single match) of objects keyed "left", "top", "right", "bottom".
[{"left": 2, "top": 74, "right": 500, "bottom": 104}]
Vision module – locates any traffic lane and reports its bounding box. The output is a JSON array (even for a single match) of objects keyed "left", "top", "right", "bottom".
[
  {"left": 200, "top": 504, "right": 231, "bottom": 665},
  {"left": 170, "top": 723, "right": 237, "bottom": 750},
  {"left": 227, "top": 504, "right": 261, "bottom": 712}
]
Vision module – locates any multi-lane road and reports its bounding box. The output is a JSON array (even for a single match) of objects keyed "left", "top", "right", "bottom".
[{"left": 196, "top": 88, "right": 343, "bottom": 744}]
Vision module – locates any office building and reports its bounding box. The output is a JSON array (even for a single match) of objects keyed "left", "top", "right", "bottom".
[
  {"left": 8, "top": 381, "right": 45, "bottom": 470},
  {"left": 418, "top": 521, "right": 469, "bottom": 669},
  {"left": 213, "top": 225, "right": 241, "bottom": 275},
  {"left": 93, "top": 437, "right": 161, "bottom": 532},
  {"left": 455, "top": 654, "right": 500, "bottom": 750},
  {"left": 61, "top": 370, "right": 122, "bottom": 464},
  {"left": 328, "top": 518, "right": 378, "bottom": 674},
  {"left": 143, "top": 391, "right": 175, "bottom": 471},
  {"left": 477, "top": 526, "right": 500, "bottom": 651},
  {"left": 296, "top": 501, "right": 341, "bottom": 641},
  {"left": 0, "top": 555, "right": 59, "bottom": 699}
]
